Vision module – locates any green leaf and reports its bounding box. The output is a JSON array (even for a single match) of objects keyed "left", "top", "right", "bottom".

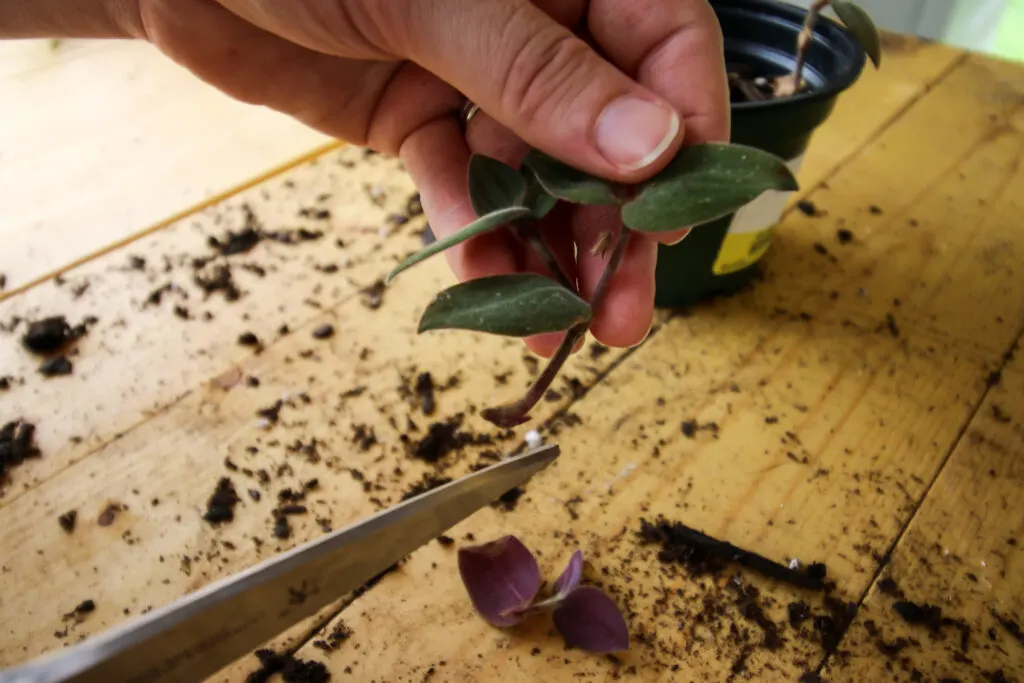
[
  {"left": 620, "top": 143, "right": 800, "bottom": 233},
  {"left": 418, "top": 273, "right": 591, "bottom": 337},
  {"left": 832, "top": 0, "right": 882, "bottom": 68},
  {"left": 521, "top": 149, "right": 620, "bottom": 206},
  {"left": 520, "top": 165, "right": 558, "bottom": 219},
  {"left": 386, "top": 206, "right": 531, "bottom": 283},
  {"left": 468, "top": 154, "right": 527, "bottom": 216}
]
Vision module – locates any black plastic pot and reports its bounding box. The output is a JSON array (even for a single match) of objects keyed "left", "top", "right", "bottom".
[{"left": 652, "top": 0, "right": 867, "bottom": 309}]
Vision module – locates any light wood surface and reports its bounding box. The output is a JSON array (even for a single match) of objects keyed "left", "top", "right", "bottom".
[
  {"left": 2, "top": 33, "right": 1022, "bottom": 683},
  {"left": 0, "top": 37, "right": 334, "bottom": 294}
]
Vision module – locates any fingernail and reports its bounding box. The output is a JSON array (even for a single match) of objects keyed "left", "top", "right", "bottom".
[
  {"left": 666, "top": 229, "right": 692, "bottom": 246},
  {"left": 595, "top": 96, "right": 680, "bottom": 172}
]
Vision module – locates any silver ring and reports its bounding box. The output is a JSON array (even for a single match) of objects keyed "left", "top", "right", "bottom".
[{"left": 460, "top": 100, "right": 481, "bottom": 131}]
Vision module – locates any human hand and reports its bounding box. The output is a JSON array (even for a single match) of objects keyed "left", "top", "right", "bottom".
[{"left": 115, "top": 0, "right": 730, "bottom": 356}]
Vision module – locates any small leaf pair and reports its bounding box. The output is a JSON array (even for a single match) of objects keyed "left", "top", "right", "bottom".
[{"left": 458, "top": 536, "right": 629, "bottom": 654}]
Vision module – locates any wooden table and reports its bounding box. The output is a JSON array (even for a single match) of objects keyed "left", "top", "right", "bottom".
[{"left": 2, "top": 33, "right": 1023, "bottom": 683}]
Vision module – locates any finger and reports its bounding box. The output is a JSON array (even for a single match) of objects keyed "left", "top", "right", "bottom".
[
  {"left": 403, "top": 0, "right": 686, "bottom": 183},
  {"left": 588, "top": 0, "right": 730, "bottom": 145},
  {"left": 398, "top": 118, "right": 520, "bottom": 286},
  {"left": 140, "top": 0, "right": 399, "bottom": 145},
  {"left": 588, "top": 0, "right": 729, "bottom": 246},
  {"left": 462, "top": 111, "right": 580, "bottom": 358},
  {"left": 572, "top": 206, "right": 657, "bottom": 348}
]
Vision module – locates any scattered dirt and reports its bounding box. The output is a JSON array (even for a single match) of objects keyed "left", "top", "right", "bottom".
[
  {"left": 680, "top": 420, "right": 719, "bottom": 440},
  {"left": 238, "top": 332, "right": 261, "bottom": 347},
  {"left": 38, "top": 355, "right": 73, "bottom": 376},
  {"left": 58, "top": 510, "right": 77, "bottom": 533},
  {"left": 990, "top": 609, "right": 1023, "bottom": 647},
  {"left": 414, "top": 372, "right": 436, "bottom": 416},
  {"left": 203, "top": 477, "right": 241, "bottom": 525},
  {"left": 312, "top": 622, "right": 352, "bottom": 652},
  {"left": 245, "top": 648, "right": 330, "bottom": 683},
  {"left": 312, "top": 323, "right": 335, "bottom": 340},
  {"left": 97, "top": 502, "right": 124, "bottom": 526},
  {"left": 62, "top": 599, "right": 95, "bottom": 622},
  {"left": 360, "top": 279, "right": 386, "bottom": 310},
  {"left": 490, "top": 486, "right": 525, "bottom": 512},
  {"left": 0, "top": 419, "right": 41, "bottom": 486},
  {"left": 400, "top": 473, "right": 453, "bottom": 502},
  {"left": 991, "top": 405, "right": 1011, "bottom": 424},
  {"left": 21, "top": 315, "right": 89, "bottom": 354},
  {"left": 404, "top": 415, "right": 495, "bottom": 465},
  {"left": 637, "top": 516, "right": 827, "bottom": 590}
]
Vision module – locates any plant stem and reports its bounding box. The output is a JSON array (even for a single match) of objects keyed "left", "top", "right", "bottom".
[
  {"left": 515, "top": 223, "right": 575, "bottom": 292},
  {"left": 790, "top": 0, "right": 830, "bottom": 93},
  {"left": 481, "top": 229, "right": 631, "bottom": 428}
]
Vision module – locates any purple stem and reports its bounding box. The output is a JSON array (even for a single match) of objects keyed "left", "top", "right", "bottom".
[
  {"left": 481, "top": 229, "right": 630, "bottom": 428},
  {"left": 515, "top": 222, "right": 575, "bottom": 293}
]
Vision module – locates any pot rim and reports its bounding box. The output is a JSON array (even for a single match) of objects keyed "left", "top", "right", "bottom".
[{"left": 713, "top": 0, "right": 869, "bottom": 111}]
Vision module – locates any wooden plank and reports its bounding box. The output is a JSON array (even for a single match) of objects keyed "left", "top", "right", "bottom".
[
  {"left": 0, "top": 37, "right": 957, "bottom": 508},
  {"left": 819, "top": 348, "right": 1024, "bottom": 683},
  {"left": 278, "top": 53, "right": 1024, "bottom": 681},
  {"left": 0, "top": 40, "right": 993, "bottom": 681},
  {"left": 794, "top": 33, "right": 963, "bottom": 188},
  {"left": 0, "top": 38, "right": 332, "bottom": 292},
  {"left": 755, "top": 53, "right": 1024, "bottom": 355}
]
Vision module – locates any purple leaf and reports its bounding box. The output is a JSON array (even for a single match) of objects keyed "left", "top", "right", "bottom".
[
  {"left": 552, "top": 586, "right": 630, "bottom": 653},
  {"left": 553, "top": 550, "right": 583, "bottom": 599},
  {"left": 458, "top": 536, "right": 542, "bottom": 627}
]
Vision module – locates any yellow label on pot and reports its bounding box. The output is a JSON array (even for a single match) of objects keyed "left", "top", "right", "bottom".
[{"left": 712, "top": 154, "right": 805, "bottom": 276}]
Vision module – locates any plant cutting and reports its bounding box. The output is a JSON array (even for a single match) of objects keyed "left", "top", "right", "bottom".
[
  {"left": 457, "top": 536, "right": 629, "bottom": 653},
  {"left": 386, "top": 142, "right": 797, "bottom": 427},
  {"left": 653, "top": 0, "right": 882, "bottom": 308},
  {"left": 385, "top": 2, "right": 879, "bottom": 429}
]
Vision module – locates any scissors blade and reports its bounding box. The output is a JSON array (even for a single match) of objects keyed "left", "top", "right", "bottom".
[{"left": 1, "top": 443, "right": 560, "bottom": 683}]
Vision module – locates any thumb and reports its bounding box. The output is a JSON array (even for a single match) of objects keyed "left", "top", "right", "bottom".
[{"left": 403, "top": 0, "right": 684, "bottom": 182}]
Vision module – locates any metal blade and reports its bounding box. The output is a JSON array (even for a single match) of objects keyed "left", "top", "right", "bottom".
[{"left": 0, "top": 444, "right": 559, "bottom": 683}]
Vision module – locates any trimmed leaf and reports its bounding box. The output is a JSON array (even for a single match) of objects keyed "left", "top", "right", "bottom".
[
  {"left": 522, "top": 149, "right": 620, "bottom": 206},
  {"left": 552, "top": 586, "right": 630, "bottom": 653},
  {"left": 553, "top": 551, "right": 583, "bottom": 599},
  {"left": 418, "top": 274, "right": 591, "bottom": 337},
  {"left": 621, "top": 143, "right": 799, "bottom": 233},
  {"left": 520, "top": 165, "right": 558, "bottom": 219},
  {"left": 469, "top": 154, "right": 527, "bottom": 216},
  {"left": 832, "top": 0, "right": 882, "bottom": 68},
  {"left": 386, "top": 206, "right": 530, "bottom": 283},
  {"left": 458, "top": 536, "right": 541, "bottom": 627}
]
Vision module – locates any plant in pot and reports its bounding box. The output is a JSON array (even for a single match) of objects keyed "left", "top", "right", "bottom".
[{"left": 653, "top": 0, "right": 882, "bottom": 308}]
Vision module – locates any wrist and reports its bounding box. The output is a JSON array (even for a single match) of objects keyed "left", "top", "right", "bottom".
[{"left": 0, "top": 0, "right": 144, "bottom": 39}]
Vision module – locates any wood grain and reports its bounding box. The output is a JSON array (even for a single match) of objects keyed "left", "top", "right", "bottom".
[
  {"left": 280, "top": 52, "right": 1024, "bottom": 682},
  {"left": 4, "top": 36, "right": 1019, "bottom": 683},
  {"left": 0, "top": 38, "right": 332, "bottom": 292},
  {"left": 819, "top": 349, "right": 1024, "bottom": 682},
  {"left": 0, "top": 35, "right": 964, "bottom": 513}
]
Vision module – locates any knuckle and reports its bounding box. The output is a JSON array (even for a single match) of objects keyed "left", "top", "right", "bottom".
[{"left": 499, "top": 22, "right": 593, "bottom": 127}]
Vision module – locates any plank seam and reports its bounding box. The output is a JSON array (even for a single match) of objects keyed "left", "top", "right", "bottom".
[
  {"left": 0, "top": 140, "right": 343, "bottom": 303},
  {"left": 779, "top": 51, "right": 968, "bottom": 218},
  {"left": 809, "top": 262, "right": 1024, "bottom": 676}
]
